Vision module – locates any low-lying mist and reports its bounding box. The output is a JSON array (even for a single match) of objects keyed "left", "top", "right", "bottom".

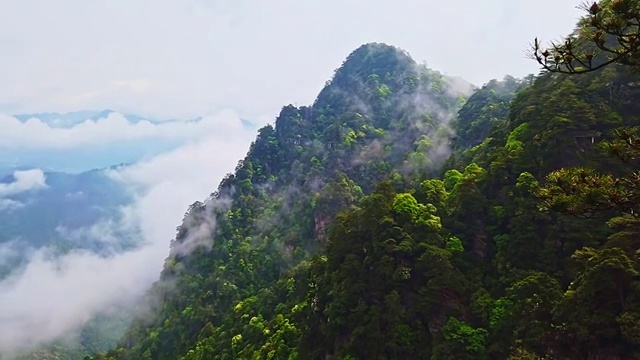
[{"left": 0, "top": 109, "right": 260, "bottom": 357}]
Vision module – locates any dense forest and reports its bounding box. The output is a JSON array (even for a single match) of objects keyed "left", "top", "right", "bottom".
[{"left": 75, "top": 1, "right": 640, "bottom": 359}]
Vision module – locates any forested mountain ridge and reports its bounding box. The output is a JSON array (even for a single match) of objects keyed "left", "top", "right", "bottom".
[
  {"left": 87, "top": 4, "right": 640, "bottom": 358},
  {"left": 451, "top": 75, "right": 530, "bottom": 150},
  {"left": 88, "top": 42, "right": 473, "bottom": 360}
]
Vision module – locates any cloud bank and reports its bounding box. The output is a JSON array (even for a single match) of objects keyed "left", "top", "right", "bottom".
[
  {"left": 0, "top": 169, "right": 47, "bottom": 197},
  {"left": 0, "top": 110, "right": 248, "bottom": 150},
  {"left": 0, "top": 109, "right": 259, "bottom": 356}
]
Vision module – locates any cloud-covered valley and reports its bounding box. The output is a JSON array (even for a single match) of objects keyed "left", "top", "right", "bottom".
[{"left": 0, "top": 109, "right": 260, "bottom": 356}]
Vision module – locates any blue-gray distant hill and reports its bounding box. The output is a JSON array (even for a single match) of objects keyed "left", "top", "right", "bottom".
[{"left": 0, "top": 167, "right": 135, "bottom": 278}]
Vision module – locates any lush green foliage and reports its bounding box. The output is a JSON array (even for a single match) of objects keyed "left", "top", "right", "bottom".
[
  {"left": 452, "top": 75, "right": 529, "bottom": 150},
  {"left": 88, "top": 43, "right": 473, "bottom": 360},
  {"left": 83, "top": 9, "right": 640, "bottom": 359}
]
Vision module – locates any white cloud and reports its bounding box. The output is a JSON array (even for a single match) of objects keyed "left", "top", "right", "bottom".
[
  {"left": 0, "top": 240, "right": 25, "bottom": 265},
  {"left": 0, "top": 169, "right": 47, "bottom": 197},
  {"left": 0, "top": 199, "right": 25, "bottom": 211},
  {"left": 0, "top": 109, "right": 253, "bottom": 150},
  {"left": 0, "top": 109, "right": 257, "bottom": 355}
]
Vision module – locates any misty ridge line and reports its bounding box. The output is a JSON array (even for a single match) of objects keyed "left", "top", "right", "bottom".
[
  {"left": 149, "top": 51, "right": 474, "bottom": 282},
  {"left": 169, "top": 50, "right": 474, "bottom": 255},
  {"left": 113, "top": 53, "right": 471, "bottom": 336}
]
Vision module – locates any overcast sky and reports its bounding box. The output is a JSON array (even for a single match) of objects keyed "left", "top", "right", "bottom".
[{"left": 0, "top": 0, "right": 583, "bottom": 120}]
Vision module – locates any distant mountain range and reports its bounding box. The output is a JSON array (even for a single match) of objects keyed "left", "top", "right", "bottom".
[{"left": 12, "top": 109, "right": 257, "bottom": 129}]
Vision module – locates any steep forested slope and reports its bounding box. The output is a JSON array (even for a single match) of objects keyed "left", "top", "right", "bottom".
[
  {"left": 442, "top": 65, "right": 640, "bottom": 359},
  {"left": 451, "top": 75, "right": 529, "bottom": 150},
  {"left": 91, "top": 43, "right": 471, "bottom": 360},
  {"left": 91, "top": 10, "right": 640, "bottom": 359},
  {"left": 298, "top": 57, "right": 640, "bottom": 359}
]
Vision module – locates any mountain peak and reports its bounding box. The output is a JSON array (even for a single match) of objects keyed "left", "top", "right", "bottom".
[
  {"left": 311, "top": 42, "right": 466, "bottom": 120},
  {"left": 331, "top": 42, "right": 416, "bottom": 85},
  {"left": 346, "top": 42, "right": 414, "bottom": 65}
]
